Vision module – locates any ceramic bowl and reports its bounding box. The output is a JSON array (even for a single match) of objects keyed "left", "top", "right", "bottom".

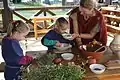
[
  {"left": 54, "top": 43, "right": 72, "bottom": 51},
  {"left": 89, "top": 64, "right": 106, "bottom": 74},
  {"left": 62, "top": 33, "right": 72, "bottom": 40},
  {"left": 61, "top": 53, "right": 74, "bottom": 60}
]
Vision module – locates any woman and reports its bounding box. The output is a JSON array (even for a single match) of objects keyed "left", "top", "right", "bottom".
[{"left": 69, "top": 0, "right": 107, "bottom": 46}]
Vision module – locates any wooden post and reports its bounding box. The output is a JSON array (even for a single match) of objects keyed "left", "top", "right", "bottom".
[
  {"left": 2, "top": 0, "right": 13, "bottom": 32},
  {"left": 44, "top": 10, "right": 47, "bottom": 29}
]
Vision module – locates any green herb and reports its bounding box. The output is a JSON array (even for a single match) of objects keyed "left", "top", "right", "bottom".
[{"left": 22, "top": 54, "right": 86, "bottom": 80}]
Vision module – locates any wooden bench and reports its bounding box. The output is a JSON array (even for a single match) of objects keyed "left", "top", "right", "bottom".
[{"left": 33, "top": 15, "right": 68, "bottom": 39}]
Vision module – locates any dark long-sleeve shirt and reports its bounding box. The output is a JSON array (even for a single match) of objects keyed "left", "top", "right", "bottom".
[
  {"left": 41, "top": 29, "right": 74, "bottom": 49},
  {"left": 2, "top": 36, "right": 23, "bottom": 66}
]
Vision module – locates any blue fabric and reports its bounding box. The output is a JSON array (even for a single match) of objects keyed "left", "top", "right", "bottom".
[
  {"left": 2, "top": 36, "right": 23, "bottom": 80},
  {"left": 2, "top": 36, "right": 23, "bottom": 65},
  {"left": 41, "top": 29, "right": 74, "bottom": 49},
  {"left": 4, "top": 66, "right": 21, "bottom": 80},
  {"left": 43, "top": 38, "right": 57, "bottom": 46}
]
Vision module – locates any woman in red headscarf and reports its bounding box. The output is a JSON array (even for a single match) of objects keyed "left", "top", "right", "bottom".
[{"left": 69, "top": 0, "right": 107, "bottom": 46}]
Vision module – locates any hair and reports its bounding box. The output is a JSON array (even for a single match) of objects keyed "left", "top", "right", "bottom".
[
  {"left": 7, "top": 20, "right": 30, "bottom": 36},
  {"left": 80, "top": 0, "right": 97, "bottom": 9},
  {"left": 56, "top": 17, "right": 68, "bottom": 28}
]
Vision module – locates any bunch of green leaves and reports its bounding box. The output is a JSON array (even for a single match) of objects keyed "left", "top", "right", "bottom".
[
  {"left": 22, "top": 64, "right": 85, "bottom": 80},
  {"left": 37, "top": 53, "right": 57, "bottom": 65},
  {"left": 22, "top": 53, "right": 86, "bottom": 80}
]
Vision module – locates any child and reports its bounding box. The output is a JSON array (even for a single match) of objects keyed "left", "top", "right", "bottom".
[
  {"left": 2, "top": 20, "right": 33, "bottom": 80},
  {"left": 41, "top": 17, "right": 76, "bottom": 50}
]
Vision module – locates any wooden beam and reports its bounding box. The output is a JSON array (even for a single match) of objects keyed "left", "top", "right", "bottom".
[
  {"left": 14, "top": 6, "right": 77, "bottom": 11},
  {"left": 13, "top": 11, "right": 42, "bottom": 28},
  {"left": 46, "top": 10, "right": 56, "bottom": 16},
  {"left": 29, "top": 9, "right": 44, "bottom": 21},
  {"left": 2, "top": 0, "right": 13, "bottom": 32},
  {"left": 13, "top": 11, "right": 34, "bottom": 25},
  {"left": 34, "top": 9, "right": 44, "bottom": 16}
]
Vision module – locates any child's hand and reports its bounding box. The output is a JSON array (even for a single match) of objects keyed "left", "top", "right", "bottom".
[
  {"left": 19, "top": 55, "right": 33, "bottom": 65},
  {"left": 25, "top": 55, "right": 33, "bottom": 63},
  {"left": 55, "top": 41, "right": 62, "bottom": 47},
  {"left": 72, "top": 33, "right": 79, "bottom": 40}
]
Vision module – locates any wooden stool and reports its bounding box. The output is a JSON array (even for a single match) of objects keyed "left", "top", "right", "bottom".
[{"left": 33, "top": 16, "right": 55, "bottom": 39}]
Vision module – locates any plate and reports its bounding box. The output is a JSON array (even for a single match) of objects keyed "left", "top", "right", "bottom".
[
  {"left": 62, "top": 33, "right": 72, "bottom": 40},
  {"left": 54, "top": 43, "right": 72, "bottom": 51}
]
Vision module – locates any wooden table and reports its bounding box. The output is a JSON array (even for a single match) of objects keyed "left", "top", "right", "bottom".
[
  {"left": 71, "top": 47, "right": 120, "bottom": 80},
  {"left": 27, "top": 47, "right": 120, "bottom": 80}
]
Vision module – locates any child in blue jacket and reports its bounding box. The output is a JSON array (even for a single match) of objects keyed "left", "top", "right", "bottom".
[
  {"left": 2, "top": 20, "right": 33, "bottom": 80},
  {"left": 41, "top": 17, "right": 77, "bottom": 50}
]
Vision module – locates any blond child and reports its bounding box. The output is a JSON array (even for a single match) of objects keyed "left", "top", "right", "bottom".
[
  {"left": 41, "top": 17, "right": 76, "bottom": 50},
  {"left": 2, "top": 20, "right": 33, "bottom": 80}
]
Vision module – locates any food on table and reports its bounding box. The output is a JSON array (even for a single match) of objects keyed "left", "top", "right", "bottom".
[
  {"left": 53, "top": 58, "right": 62, "bottom": 64},
  {"left": 86, "top": 39, "right": 102, "bottom": 52},
  {"left": 94, "top": 68, "right": 102, "bottom": 71}
]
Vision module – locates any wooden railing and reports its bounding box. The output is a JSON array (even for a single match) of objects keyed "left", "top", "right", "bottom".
[
  {"left": 4, "top": 6, "right": 76, "bottom": 25},
  {"left": 0, "top": 6, "right": 77, "bottom": 31}
]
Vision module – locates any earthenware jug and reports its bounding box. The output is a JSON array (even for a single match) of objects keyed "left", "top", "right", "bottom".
[{"left": 110, "top": 34, "right": 120, "bottom": 59}]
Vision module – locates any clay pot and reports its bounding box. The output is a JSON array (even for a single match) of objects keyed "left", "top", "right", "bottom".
[
  {"left": 79, "top": 45, "right": 107, "bottom": 61},
  {"left": 110, "top": 34, "right": 120, "bottom": 59},
  {"left": 87, "top": 56, "right": 96, "bottom": 64}
]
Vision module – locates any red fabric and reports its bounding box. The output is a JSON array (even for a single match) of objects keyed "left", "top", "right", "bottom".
[
  {"left": 19, "top": 55, "right": 33, "bottom": 65},
  {"left": 69, "top": 7, "right": 107, "bottom": 45}
]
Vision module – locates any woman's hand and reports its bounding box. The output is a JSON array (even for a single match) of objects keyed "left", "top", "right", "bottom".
[{"left": 76, "top": 38, "right": 82, "bottom": 46}]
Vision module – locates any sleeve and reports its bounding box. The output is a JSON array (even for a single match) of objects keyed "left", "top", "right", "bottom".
[
  {"left": 19, "top": 55, "right": 33, "bottom": 65},
  {"left": 99, "top": 14, "right": 107, "bottom": 45},
  {"left": 69, "top": 13, "right": 79, "bottom": 34},
  {"left": 12, "top": 41, "right": 23, "bottom": 57},
  {"left": 12, "top": 41, "right": 24, "bottom": 64},
  {"left": 43, "top": 38, "right": 57, "bottom": 46}
]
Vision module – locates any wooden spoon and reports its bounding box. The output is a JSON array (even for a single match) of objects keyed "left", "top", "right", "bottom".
[{"left": 94, "top": 46, "right": 106, "bottom": 52}]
